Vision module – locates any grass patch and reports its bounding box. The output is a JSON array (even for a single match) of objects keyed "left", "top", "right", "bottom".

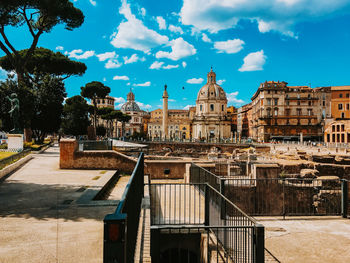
[
  {"left": 99, "top": 170, "right": 107, "bottom": 174},
  {"left": 92, "top": 176, "right": 101, "bottom": 180},
  {"left": 0, "top": 152, "right": 16, "bottom": 161}
]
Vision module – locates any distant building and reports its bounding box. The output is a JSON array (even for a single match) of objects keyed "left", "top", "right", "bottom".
[
  {"left": 96, "top": 96, "right": 115, "bottom": 109},
  {"left": 250, "top": 81, "right": 331, "bottom": 142},
  {"left": 117, "top": 90, "right": 148, "bottom": 137},
  {"left": 192, "top": 68, "right": 231, "bottom": 140},
  {"left": 324, "top": 86, "right": 350, "bottom": 144}
]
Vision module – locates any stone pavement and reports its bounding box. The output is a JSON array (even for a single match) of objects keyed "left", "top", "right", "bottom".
[
  {"left": 0, "top": 145, "right": 125, "bottom": 263},
  {"left": 258, "top": 216, "right": 350, "bottom": 263}
]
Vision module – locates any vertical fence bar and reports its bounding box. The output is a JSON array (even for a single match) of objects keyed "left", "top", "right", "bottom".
[
  {"left": 341, "top": 179, "right": 348, "bottom": 218},
  {"left": 255, "top": 224, "right": 265, "bottom": 263},
  {"left": 205, "top": 184, "right": 210, "bottom": 226}
]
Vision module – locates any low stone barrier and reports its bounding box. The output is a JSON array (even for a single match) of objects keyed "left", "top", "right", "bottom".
[{"left": 0, "top": 154, "right": 33, "bottom": 181}]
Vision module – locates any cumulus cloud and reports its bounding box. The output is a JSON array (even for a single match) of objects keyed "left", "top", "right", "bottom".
[
  {"left": 68, "top": 49, "right": 95, "bottom": 59},
  {"left": 149, "top": 61, "right": 164, "bottom": 69},
  {"left": 123, "top": 54, "right": 144, "bottom": 64},
  {"left": 184, "top": 105, "right": 194, "bottom": 110},
  {"left": 163, "top": 64, "right": 179, "bottom": 69},
  {"left": 115, "top": 97, "right": 126, "bottom": 103},
  {"left": 186, "top": 78, "right": 204, "bottom": 84},
  {"left": 111, "top": 0, "right": 169, "bottom": 53},
  {"left": 89, "top": 0, "right": 97, "bottom": 6},
  {"left": 182, "top": 61, "right": 187, "bottom": 68},
  {"left": 180, "top": 0, "right": 350, "bottom": 36},
  {"left": 239, "top": 50, "right": 267, "bottom": 72},
  {"left": 169, "top": 25, "right": 184, "bottom": 34},
  {"left": 103, "top": 77, "right": 107, "bottom": 82},
  {"left": 201, "top": 33, "right": 211, "bottom": 43},
  {"left": 134, "top": 81, "right": 151, "bottom": 87},
  {"left": 140, "top": 7, "right": 146, "bottom": 16},
  {"left": 56, "top": 46, "right": 64, "bottom": 51},
  {"left": 217, "top": 79, "right": 226, "bottom": 85},
  {"left": 214, "top": 39, "right": 245, "bottom": 54},
  {"left": 149, "top": 61, "right": 178, "bottom": 70},
  {"left": 156, "top": 37, "right": 196, "bottom": 61},
  {"left": 113, "top": 75, "right": 129, "bottom": 80},
  {"left": 137, "top": 101, "right": 152, "bottom": 109},
  {"left": 227, "top": 91, "right": 245, "bottom": 106},
  {"left": 96, "top": 51, "right": 116, "bottom": 61},
  {"left": 105, "top": 58, "right": 122, "bottom": 69},
  {"left": 157, "top": 16, "right": 167, "bottom": 30}
]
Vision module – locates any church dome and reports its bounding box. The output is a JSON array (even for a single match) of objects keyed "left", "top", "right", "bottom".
[
  {"left": 120, "top": 90, "right": 141, "bottom": 112},
  {"left": 197, "top": 68, "right": 227, "bottom": 101}
]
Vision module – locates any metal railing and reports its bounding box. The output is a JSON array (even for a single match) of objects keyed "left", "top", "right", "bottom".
[
  {"left": 190, "top": 163, "right": 348, "bottom": 218},
  {"left": 149, "top": 182, "right": 264, "bottom": 263},
  {"left": 0, "top": 149, "right": 31, "bottom": 170},
  {"left": 78, "top": 140, "right": 112, "bottom": 151},
  {"left": 103, "top": 152, "right": 144, "bottom": 263}
]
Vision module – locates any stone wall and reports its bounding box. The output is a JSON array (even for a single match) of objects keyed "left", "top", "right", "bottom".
[
  {"left": 59, "top": 139, "right": 137, "bottom": 174},
  {"left": 145, "top": 161, "right": 187, "bottom": 179}
]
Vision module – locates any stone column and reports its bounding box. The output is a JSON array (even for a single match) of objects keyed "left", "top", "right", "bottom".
[{"left": 162, "top": 85, "right": 169, "bottom": 140}]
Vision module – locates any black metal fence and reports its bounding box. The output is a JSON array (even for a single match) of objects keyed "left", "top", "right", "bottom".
[
  {"left": 149, "top": 182, "right": 264, "bottom": 263},
  {"left": 78, "top": 140, "right": 113, "bottom": 151},
  {"left": 0, "top": 149, "right": 31, "bottom": 170},
  {"left": 103, "top": 152, "right": 144, "bottom": 263},
  {"left": 190, "top": 163, "right": 348, "bottom": 218}
]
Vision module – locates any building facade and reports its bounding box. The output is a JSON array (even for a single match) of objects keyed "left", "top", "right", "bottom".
[
  {"left": 324, "top": 86, "right": 350, "bottom": 144},
  {"left": 250, "top": 81, "right": 331, "bottom": 142},
  {"left": 192, "top": 68, "right": 231, "bottom": 140}
]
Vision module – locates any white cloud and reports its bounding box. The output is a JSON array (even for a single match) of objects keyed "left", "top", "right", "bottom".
[
  {"left": 111, "top": 0, "right": 169, "bottom": 53},
  {"left": 96, "top": 51, "right": 116, "bottom": 61},
  {"left": 227, "top": 91, "right": 245, "bottom": 106},
  {"left": 137, "top": 101, "right": 152, "bottom": 109},
  {"left": 186, "top": 78, "right": 204, "bottom": 84},
  {"left": 201, "top": 33, "right": 211, "bottom": 43},
  {"left": 140, "top": 7, "right": 146, "bottom": 17},
  {"left": 149, "top": 61, "right": 164, "bottom": 69},
  {"left": 214, "top": 39, "right": 245, "bottom": 54},
  {"left": 239, "top": 50, "right": 267, "bottom": 72},
  {"left": 105, "top": 58, "right": 122, "bottom": 69},
  {"left": 163, "top": 64, "right": 179, "bottom": 69},
  {"left": 89, "top": 0, "right": 97, "bottom": 6},
  {"left": 114, "top": 97, "right": 126, "bottom": 103},
  {"left": 113, "top": 75, "right": 129, "bottom": 80},
  {"left": 217, "top": 79, "right": 226, "bottom": 85},
  {"left": 180, "top": 0, "right": 350, "bottom": 36},
  {"left": 182, "top": 61, "right": 187, "bottom": 68},
  {"left": 123, "top": 54, "right": 144, "bottom": 64},
  {"left": 169, "top": 25, "right": 184, "bottom": 34},
  {"left": 156, "top": 37, "right": 196, "bottom": 61},
  {"left": 68, "top": 49, "right": 95, "bottom": 59},
  {"left": 184, "top": 105, "right": 194, "bottom": 110},
  {"left": 103, "top": 77, "right": 107, "bottom": 82},
  {"left": 134, "top": 81, "right": 151, "bottom": 87},
  {"left": 56, "top": 46, "right": 64, "bottom": 51},
  {"left": 157, "top": 16, "right": 166, "bottom": 30}
]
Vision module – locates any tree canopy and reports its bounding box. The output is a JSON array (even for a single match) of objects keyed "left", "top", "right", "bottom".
[
  {"left": 61, "top": 95, "right": 90, "bottom": 137},
  {"left": 0, "top": 0, "right": 84, "bottom": 82},
  {"left": 0, "top": 47, "right": 86, "bottom": 79},
  {"left": 81, "top": 81, "right": 111, "bottom": 130}
]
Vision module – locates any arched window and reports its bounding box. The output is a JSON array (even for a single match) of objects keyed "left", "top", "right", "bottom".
[{"left": 210, "top": 104, "right": 214, "bottom": 111}]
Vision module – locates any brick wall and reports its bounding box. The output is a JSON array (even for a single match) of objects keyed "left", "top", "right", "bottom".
[{"left": 59, "top": 139, "right": 137, "bottom": 174}]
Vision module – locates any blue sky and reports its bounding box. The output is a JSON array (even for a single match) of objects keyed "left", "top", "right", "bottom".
[{"left": 2, "top": 0, "right": 350, "bottom": 110}]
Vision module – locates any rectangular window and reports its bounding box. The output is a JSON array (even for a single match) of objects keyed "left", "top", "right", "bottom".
[
  {"left": 338, "top": 103, "right": 343, "bottom": 110},
  {"left": 332, "top": 125, "right": 335, "bottom": 132},
  {"left": 327, "top": 134, "right": 330, "bottom": 142},
  {"left": 200, "top": 104, "right": 203, "bottom": 111},
  {"left": 339, "top": 93, "right": 343, "bottom": 98},
  {"left": 274, "top": 98, "right": 278, "bottom": 105},
  {"left": 267, "top": 99, "right": 271, "bottom": 105},
  {"left": 347, "top": 104, "right": 349, "bottom": 110},
  {"left": 342, "top": 125, "right": 345, "bottom": 132},
  {"left": 222, "top": 105, "right": 224, "bottom": 111},
  {"left": 210, "top": 104, "right": 214, "bottom": 111}
]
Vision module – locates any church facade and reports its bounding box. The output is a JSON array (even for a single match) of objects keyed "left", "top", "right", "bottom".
[{"left": 148, "top": 68, "right": 232, "bottom": 141}]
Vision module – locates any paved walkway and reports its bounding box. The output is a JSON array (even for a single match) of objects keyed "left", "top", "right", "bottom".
[
  {"left": 258, "top": 216, "right": 350, "bottom": 263},
  {"left": 0, "top": 146, "right": 124, "bottom": 263}
]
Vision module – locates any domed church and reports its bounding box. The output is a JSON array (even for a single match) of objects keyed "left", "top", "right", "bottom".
[{"left": 192, "top": 68, "right": 231, "bottom": 140}]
